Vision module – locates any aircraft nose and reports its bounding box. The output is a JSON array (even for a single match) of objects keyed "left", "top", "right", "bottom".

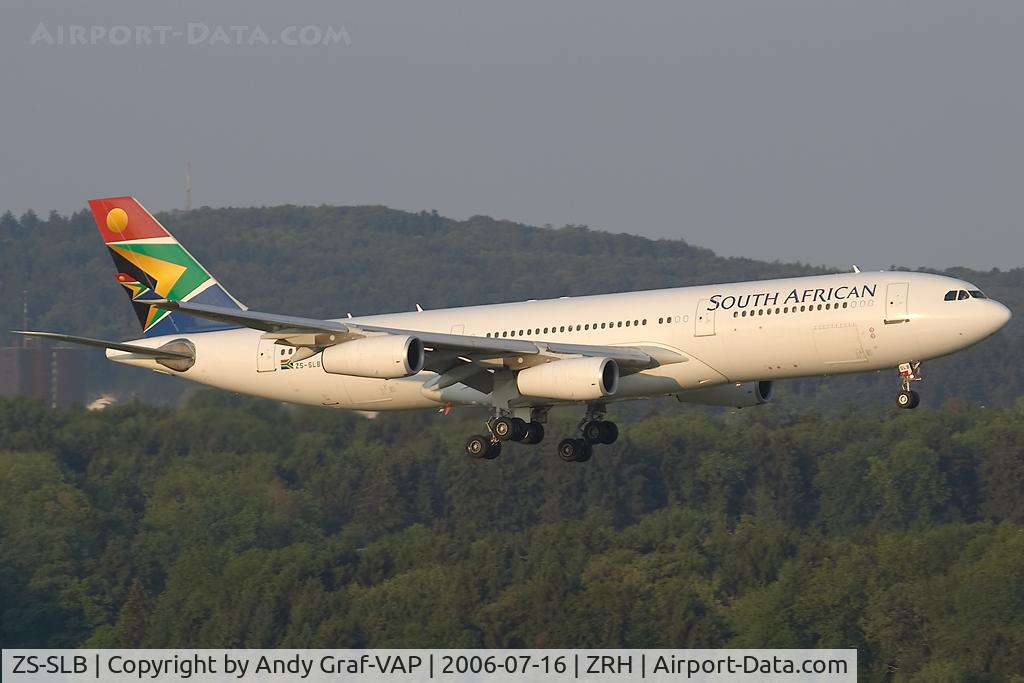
[{"left": 985, "top": 300, "right": 1012, "bottom": 334}]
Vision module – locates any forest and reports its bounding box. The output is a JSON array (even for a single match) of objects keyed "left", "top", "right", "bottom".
[
  {"left": 2, "top": 394, "right": 1024, "bottom": 681},
  {"left": 1, "top": 205, "right": 1022, "bottom": 406}
]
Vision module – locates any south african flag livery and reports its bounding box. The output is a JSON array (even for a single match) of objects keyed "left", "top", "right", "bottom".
[{"left": 88, "top": 197, "right": 245, "bottom": 338}]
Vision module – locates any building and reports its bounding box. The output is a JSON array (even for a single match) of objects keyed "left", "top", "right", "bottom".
[{"left": 0, "top": 336, "right": 85, "bottom": 407}]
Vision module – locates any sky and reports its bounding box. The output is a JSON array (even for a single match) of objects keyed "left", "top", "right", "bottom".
[{"left": 1, "top": 1, "right": 1022, "bottom": 270}]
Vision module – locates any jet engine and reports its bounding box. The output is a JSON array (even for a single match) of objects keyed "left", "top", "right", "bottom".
[
  {"left": 517, "top": 357, "right": 619, "bottom": 401},
  {"left": 322, "top": 335, "right": 425, "bottom": 379},
  {"left": 675, "top": 381, "right": 773, "bottom": 408}
]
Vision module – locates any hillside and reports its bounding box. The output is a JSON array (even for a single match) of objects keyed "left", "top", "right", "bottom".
[
  {"left": 1, "top": 205, "right": 1021, "bottom": 406},
  {"left": 2, "top": 395, "right": 1023, "bottom": 679}
]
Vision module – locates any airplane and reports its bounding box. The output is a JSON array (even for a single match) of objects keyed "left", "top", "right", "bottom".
[{"left": 17, "top": 197, "right": 1012, "bottom": 462}]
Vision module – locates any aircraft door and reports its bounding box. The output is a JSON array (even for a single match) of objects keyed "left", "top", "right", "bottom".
[
  {"left": 885, "top": 282, "right": 910, "bottom": 323},
  {"left": 695, "top": 299, "right": 716, "bottom": 337},
  {"left": 257, "top": 338, "right": 277, "bottom": 372}
]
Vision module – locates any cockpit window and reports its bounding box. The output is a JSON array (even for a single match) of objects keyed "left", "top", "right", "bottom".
[
  {"left": 944, "top": 290, "right": 957, "bottom": 301},
  {"left": 958, "top": 290, "right": 970, "bottom": 300},
  {"left": 969, "top": 290, "right": 988, "bottom": 299}
]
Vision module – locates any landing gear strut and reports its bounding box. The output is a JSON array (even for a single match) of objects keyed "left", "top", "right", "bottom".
[{"left": 896, "top": 362, "right": 922, "bottom": 409}]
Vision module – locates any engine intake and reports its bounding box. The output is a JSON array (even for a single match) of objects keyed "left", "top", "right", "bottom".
[
  {"left": 675, "top": 380, "right": 773, "bottom": 408},
  {"left": 517, "top": 357, "right": 619, "bottom": 401},
  {"left": 322, "top": 335, "right": 424, "bottom": 379}
]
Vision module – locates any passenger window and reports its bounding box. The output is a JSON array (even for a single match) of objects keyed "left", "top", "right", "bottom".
[{"left": 944, "top": 290, "right": 957, "bottom": 301}]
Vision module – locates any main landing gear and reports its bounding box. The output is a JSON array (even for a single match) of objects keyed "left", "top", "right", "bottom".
[
  {"left": 557, "top": 406, "right": 619, "bottom": 463},
  {"left": 464, "top": 406, "right": 618, "bottom": 463},
  {"left": 465, "top": 412, "right": 546, "bottom": 460},
  {"left": 896, "top": 361, "right": 922, "bottom": 409}
]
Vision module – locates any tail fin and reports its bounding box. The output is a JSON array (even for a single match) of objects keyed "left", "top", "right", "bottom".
[{"left": 87, "top": 196, "right": 245, "bottom": 337}]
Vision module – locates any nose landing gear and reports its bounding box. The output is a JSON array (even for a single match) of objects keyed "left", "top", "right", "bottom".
[{"left": 896, "top": 362, "right": 922, "bottom": 409}]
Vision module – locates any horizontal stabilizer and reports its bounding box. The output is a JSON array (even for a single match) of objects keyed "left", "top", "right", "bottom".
[{"left": 13, "top": 331, "right": 194, "bottom": 360}]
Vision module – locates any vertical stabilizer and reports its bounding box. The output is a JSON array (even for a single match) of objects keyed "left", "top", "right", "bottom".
[{"left": 87, "top": 196, "right": 245, "bottom": 337}]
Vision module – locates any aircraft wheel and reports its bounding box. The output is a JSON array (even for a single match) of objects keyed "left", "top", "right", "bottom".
[
  {"left": 494, "top": 416, "right": 527, "bottom": 441},
  {"left": 510, "top": 417, "right": 528, "bottom": 441},
  {"left": 583, "top": 420, "right": 619, "bottom": 445},
  {"left": 583, "top": 420, "right": 605, "bottom": 444},
  {"left": 466, "top": 434, "right": 491, "bottom": 458},
  {"left": 599, "top": 421, "right": 619, "bottom": 445},
  {"left": 557, "top": 438, "right": 592, "bottom": 463},
  {"left": 484, "top": 440, "right": 502, "bottom": 460},
  {"left": 575, "top": 441, "right": 593, "bottom": 462},
  {"left": 521, "top": 422, "right": 545, "bottom": 445},
  {"left": 896, "top": 390, "right": 920, "bottom": 409}
]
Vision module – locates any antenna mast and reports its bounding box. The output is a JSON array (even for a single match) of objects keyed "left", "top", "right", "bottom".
[{"left": 185, "top": 161, "right": 192, "bottom": 211}]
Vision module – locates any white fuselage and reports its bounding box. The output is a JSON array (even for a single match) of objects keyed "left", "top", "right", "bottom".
[{"left": 109, "top": 271, "right": 1010, "bottom": 410}]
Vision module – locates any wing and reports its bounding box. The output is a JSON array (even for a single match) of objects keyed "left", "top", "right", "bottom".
[{"left": 151, "top": 300, "right": 685, "bottom": 387}]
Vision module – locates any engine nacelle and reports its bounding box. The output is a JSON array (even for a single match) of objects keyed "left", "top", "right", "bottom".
[
  {"left": 675, "top": 380, "right": 773, "bottom": 408},
  {"left": 517, "top": 357, "right": 619, "bottom": 401},
  {"left": 321, "top": 335, "right": 424, "bottom": 379}
]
